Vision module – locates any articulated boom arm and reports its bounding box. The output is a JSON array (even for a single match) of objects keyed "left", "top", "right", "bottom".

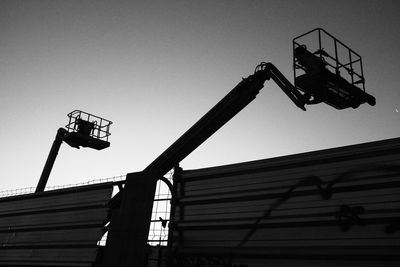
[
  {"left": 103, "top": 63, "right": 309, "bottom": 267},
  {"left": 110, "top": 63, "right": 306, "bottom": 206},
  {"left": 142, "top": 63, "right": 298, "bottom": 176},
  {"left": 114, "top": 62, "right": 303, "bottom": 200},
  {"left": 144, "top": 62, "right": 307, "bottom": 176},
  {"left": 256, "top": 62, "right": 307, "bottom": 111}
]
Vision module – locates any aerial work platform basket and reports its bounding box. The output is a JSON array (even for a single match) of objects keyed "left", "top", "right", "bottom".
[
  {"left": 293, "top": 28, "right": 375, "bottom": 109},
  {"left": 64, "top": 110, "right": 112, "bottom": 150}
]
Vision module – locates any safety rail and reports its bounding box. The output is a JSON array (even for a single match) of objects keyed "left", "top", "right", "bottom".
[
  {"left": 0, "top": 175, "right": 126, "bottom": 198},
  {"left": 66, "top": 110, "right": 112, "bottom": 142},
  {"left": 293, "top": 28, "right": 365, "bottom": 92}
]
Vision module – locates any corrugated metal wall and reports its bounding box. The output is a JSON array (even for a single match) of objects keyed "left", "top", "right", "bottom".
[
  {"left": 171, "top": 138, "right": 400, "bottom": 266},
  {"left": 0, "top": 182, "right": 113, "bottom": 267}
]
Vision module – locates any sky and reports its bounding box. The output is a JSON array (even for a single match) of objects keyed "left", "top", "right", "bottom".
[{"left": 0, "top": 0, "right": 399, "bottom": 191}]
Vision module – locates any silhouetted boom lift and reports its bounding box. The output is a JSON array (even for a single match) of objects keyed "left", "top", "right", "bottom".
[
  {"left": 102, "top": 28, "right": 375, "bottom": 266},
  {"left": 36, "top": 110, "right": 112, "bottom": 192},
  {"left": 293, "top": 28, "right": 375, "bottom": 109}
]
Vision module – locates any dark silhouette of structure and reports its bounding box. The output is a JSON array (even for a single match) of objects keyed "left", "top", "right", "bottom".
[
  {"left": 35, "top": 110, "right": 112, "bottom": 193},
  {"left": 170, "top": 138, "right": 400, "bottom": 266},
  {"left": 293, "top": 28, "right": 375, "bottom": 109},
  {"left": 0, "top": 28, "right": 378, "bottom": 267},
  {"left": 101, "top": 28, "right": 375, "bottom": 267}
]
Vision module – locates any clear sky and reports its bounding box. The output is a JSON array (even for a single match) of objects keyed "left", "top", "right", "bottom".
[{"left": 0, "top": 0, "right": 399, "bottom": 191}]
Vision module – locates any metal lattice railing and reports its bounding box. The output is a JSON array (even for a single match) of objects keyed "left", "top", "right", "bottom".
[
  {"left": 66, "top": 110, "right": 112, "bottom": 141},
  {"left": 97, "top": 173, "right": 173, "bottom": 247},
  {"left": 148, "top": 171, "right": 173, "bottom": 246}
]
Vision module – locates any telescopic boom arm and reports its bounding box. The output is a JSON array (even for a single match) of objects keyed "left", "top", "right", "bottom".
[
  {"left": 111, "top": 62, "right": 307, "bottom": 204},
  {"left": 144, "top": 63, "right": 307, "bottom": 176},
  {"left": 103, "top": 62, "right": 371, "bottom": 267},
  {"left": 103, "top": 63, "right": 308, "bottom": 267}
]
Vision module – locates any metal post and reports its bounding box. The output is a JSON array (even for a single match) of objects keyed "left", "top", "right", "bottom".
[
  {"left": 102, "top": 171, "right": 158, "bottom": 267},
  {"left": 334, "top": 40, "right": 339, "bottom": 74},
  {"left": 318, "top": 28, "right": 322, "bottom": 51},
  {"left": 349, "top": 50, "right": 354, "bottom": 85},
  {"left": 360, "top": 57, "right": 365, "bottom": 91},
  {"left": 166, "top": 165, "right": 182, "bottom": 267}
]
